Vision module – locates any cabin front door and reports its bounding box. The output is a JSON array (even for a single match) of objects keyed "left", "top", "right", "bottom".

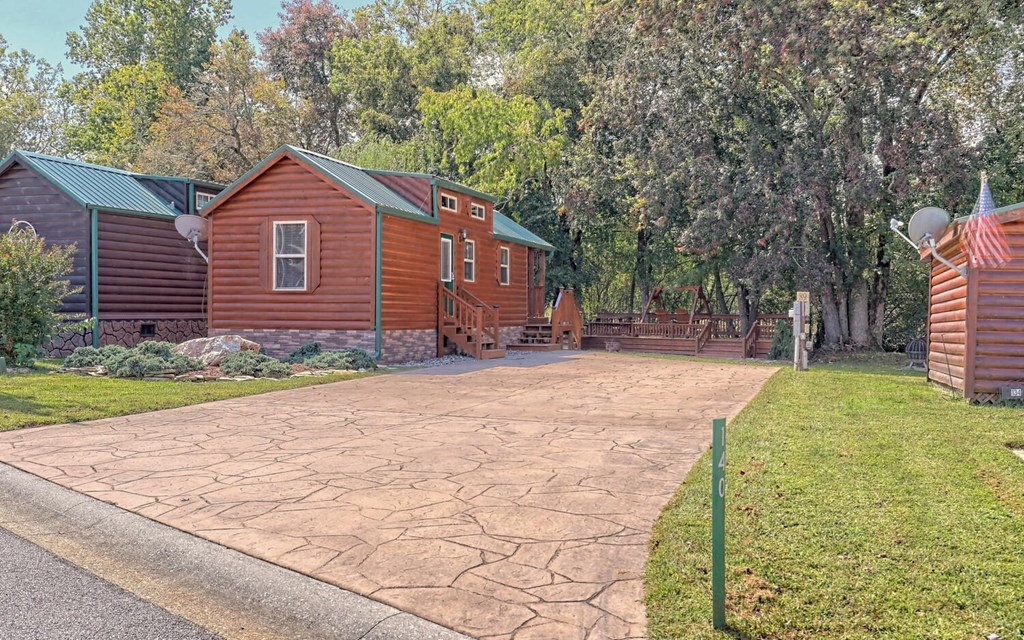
[{"left": 441, "top": 234, "right": 454, "bottom": 314}]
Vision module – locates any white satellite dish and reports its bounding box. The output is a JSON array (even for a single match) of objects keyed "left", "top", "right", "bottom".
[
  {"left": 174, "top": 215, "right": 209, "bottom": 263},
  {"left": 174, "top": 215, "right": 208, "bottom": 243},
  {"left": 907, "top": 207, "right": 950, "bottom": 247}
]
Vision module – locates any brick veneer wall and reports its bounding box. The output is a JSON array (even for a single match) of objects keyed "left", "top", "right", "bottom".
[
  {"left": 209, "top": 328, "right": 375, "bottom": 359},
  {"left": 44, "top": 319, "right": 207, "bottom": 357},
  {"left": 381, "top": 329, "right": 436, "bottom": 363}
]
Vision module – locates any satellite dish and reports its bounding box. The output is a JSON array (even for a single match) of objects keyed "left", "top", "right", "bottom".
[
  {"left": 907, "top": 207, "right": 950, "bottom": 247},
  {"left": 174, "top": 215, "right": 208, "bottom": 243}
]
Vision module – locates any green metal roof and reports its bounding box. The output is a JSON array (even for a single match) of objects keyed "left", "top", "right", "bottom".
[
  {"left": 493, "top": 211, "right": 555, "bottom": 252},
  {"left": 3, "top": 150, "right": 180, "bottom": 217},
  {"left": 285, "top": 146, "right": 431, "bottom": 219},
  {"left": 363, "top": 168, "right": 498, "bottom": 203}
]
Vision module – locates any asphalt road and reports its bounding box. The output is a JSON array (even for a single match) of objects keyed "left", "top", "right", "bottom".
[{"left": 0, "top": 526, "right": 221, "bottom": 640}]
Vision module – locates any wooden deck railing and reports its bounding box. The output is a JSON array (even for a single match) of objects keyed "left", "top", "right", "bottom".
[
  {"left": 584, "top": 312, "right": 786, "bottom": 358},
  {"left": 695, "top": 322, "right": 713, "bottom": 355},
  {"left": 743, "top": 324, "right": 760, "bottom": 358}
]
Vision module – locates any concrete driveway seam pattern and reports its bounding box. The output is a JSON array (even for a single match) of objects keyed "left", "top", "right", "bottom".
[{"left": 0, "top": 352, "right": 776, "bottom": 640}]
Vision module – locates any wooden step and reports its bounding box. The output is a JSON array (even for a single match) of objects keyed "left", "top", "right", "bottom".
[
  {"left": 508, "top": 343, "right": 562, "bottom": 352},
  {"left": 481, "top": 348, "right": 507, "bottom": 359}
]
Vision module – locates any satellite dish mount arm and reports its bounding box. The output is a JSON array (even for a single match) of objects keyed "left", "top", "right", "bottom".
[{"left": 889, "top": 218, "right": 966, "bottom": 278}]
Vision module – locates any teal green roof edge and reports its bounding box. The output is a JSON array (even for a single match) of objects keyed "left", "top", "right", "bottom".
[
  {"left": 363, "top": 168, "right": 498, "bottom": 203},
  {"left": 493, "top": 211, "right": 555, "bottom": 252},
  {"left": 954, "top": 199, "right": 1024, "bottom": 223}
]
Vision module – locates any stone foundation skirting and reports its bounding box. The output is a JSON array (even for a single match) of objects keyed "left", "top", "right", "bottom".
[
  {"left": 500, "top": 325, "right": 525, "bottom": 346},
  {"left": 381, "top": 329, "right": 437, "bottom": 363},
  {"left": 209, "top": 328, "right": 375, "bottom": 359},
  {"left": 44, "top": 319, "right": 207, "bottom": 357}
]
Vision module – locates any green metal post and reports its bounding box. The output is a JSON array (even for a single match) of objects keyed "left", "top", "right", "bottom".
[
  {"left": 711, "top": 417, "right": 727, "bottom": 629},
  {"left": 89, "top": 209, "right": 100, "bottom": 347}
]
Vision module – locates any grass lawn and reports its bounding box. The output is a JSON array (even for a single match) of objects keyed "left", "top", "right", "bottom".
[
  {"left": 646, "top": 358, "right": 1024, "bottom": 639},
  {"left": 0, "top": 361, "right": 375, "bottom": 431}
]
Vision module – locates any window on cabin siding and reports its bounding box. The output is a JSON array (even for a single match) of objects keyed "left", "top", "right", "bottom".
[
  {"left": 195, "top": 192, "right": 215, "bottom": 210},
  {"left": 464, "top": 240, "right": 476, "bottom": 282},
  {"left": 471, "top": 203, "right": 486, "bottom": 220},
  {"left": 440, "top": 194, "right": 458, "bottom": 211},
  {"left": 499, "top": 246, "right": 510, "bottom": 285},
  {"left": 273, "top": 221, "right": 307, "bottom": 290}
]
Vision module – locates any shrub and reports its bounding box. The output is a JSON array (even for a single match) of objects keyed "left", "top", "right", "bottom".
[
  {"left": 65, "top": 343, "right": 200, "bottom": 377},
  {"left": 768, "top": 320, "right": 794, "bottom": 360},
  {"left": 0, "top": 226, "right": 82, "bottom": 361},
  {"left": 219, "top": 351, "right": 291, "bottom": 378},
  {"left": 286, "top": 342, "right": 322, "bottom": 363},
  {"left": 303, "top": 348, "right": 377, "bottom": 371},
  {"left": 13, "top": 343, "right": 42, "bottom": 367}
]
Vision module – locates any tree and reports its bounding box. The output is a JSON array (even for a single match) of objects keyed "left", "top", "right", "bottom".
[
  {"left": 0, "top": 226, "right": 80, "bottom": 362},
  {"left": 66, "top": 0, "right": 232, "bottom": 88},
  {"left": 64, "top": 62, "right": 170, "bottom": 167},
  {"left": 0, "top": 36, "right": 67, "bottom": 157},
  {"left": 137, "top": 31, "right": 298, "bottom": 183},
  {"left": 260, "top": 0, "right": 355, "bottom": 152}
]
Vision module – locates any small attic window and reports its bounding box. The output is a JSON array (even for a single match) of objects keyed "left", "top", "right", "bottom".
[
  {"left": 440, "top": 194, "right": 458, "bottom": 212},
  {"left": 196, "top": 192, "right": 215, "bottom": 210},
  {"left": 471, "top": 203, "right": 486, "bottom": 220}
]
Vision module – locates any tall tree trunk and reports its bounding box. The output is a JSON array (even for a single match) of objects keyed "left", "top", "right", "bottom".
[
  {"left": 821, "top": 287, "right": 844, "bottom": 346},
  {"left": 849, "top": 279, "right": 871, "bottom": 346},
  {"left": 737, "top": 285, "right": 758, "bottom": 335},
  {"left": 713, "top": 268, "right": 729, "bottom": 314},
  {"left": 869, "top": 232, "right": 890, "bottom": 348}
]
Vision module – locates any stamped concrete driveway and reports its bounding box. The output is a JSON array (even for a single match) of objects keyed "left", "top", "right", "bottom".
[{"left": 0, "top": 352, "right": 775, "bottom": 640}]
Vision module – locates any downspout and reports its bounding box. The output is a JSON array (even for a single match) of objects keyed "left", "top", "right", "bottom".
[
  {"left": 373, "top": 208, "right": 383, "bottom": 359},
  {"left": 430, "top": 178, "right": 438, "bottom": 219},
  {"left": 89, "top": 209, "right": 100, "bottom": 347},
  {"left": 187, "top": 181, "right": 196, "bottom": 215}
]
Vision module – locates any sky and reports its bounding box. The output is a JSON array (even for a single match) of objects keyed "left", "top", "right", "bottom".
[{"left": 0, "top": 0, "right": 363, "bottom": 75}]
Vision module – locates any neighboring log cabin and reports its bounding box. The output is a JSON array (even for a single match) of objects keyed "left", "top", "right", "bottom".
[
  {"left": 201, "top": 145, "right": 565, "bottom": 363},
  {"left": 0, "top": 150, "right": 223, "bottom": 355},
  {"left": 925, "top": 203, "right": 1024, "bottom": 403}
]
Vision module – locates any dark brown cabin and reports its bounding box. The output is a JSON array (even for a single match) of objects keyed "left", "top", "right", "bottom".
[
  {"left": 926, "top": 204, "right": 1024, "bottom": 402},
  {"left": 0, "top": 150, "right": 223, "bottom": 355},
  {"left": 201, "top": 145, "right": 566, "bottom": 363}
]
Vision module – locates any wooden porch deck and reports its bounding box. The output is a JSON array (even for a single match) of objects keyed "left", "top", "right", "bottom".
[{"left": 582, "top": 313, "right": 786, "bottom": 360}]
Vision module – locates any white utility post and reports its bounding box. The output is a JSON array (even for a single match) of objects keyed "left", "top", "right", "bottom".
[{"left": 789, "top": 291, "right": 810, "bottom": 371}]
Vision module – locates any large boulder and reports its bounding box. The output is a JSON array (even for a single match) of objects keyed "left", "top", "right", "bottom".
[{"left": 172, "top": 335, "right": 260, "bottom": 366}]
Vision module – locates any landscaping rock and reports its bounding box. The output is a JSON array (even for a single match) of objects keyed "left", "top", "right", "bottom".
[{"left": 172, "top": 336, "right": 260, "bottom": 366}]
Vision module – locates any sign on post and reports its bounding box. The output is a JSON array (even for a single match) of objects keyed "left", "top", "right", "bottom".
[
  {"left": 790, "top": 291, "right": 810, "bottom": 371},
  {"left": 711, "top": 417, "right": 726, "bottom": 629}
]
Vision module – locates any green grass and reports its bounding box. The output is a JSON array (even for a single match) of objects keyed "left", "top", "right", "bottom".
[
  {"left": 646, "top": 361, "right": 1024, "bottom": 639},
  {"left": 0, "top": 361, "right": 375, "bottom": 431}
]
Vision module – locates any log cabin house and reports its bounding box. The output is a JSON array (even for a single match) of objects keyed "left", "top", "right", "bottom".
[
  {"left": 925, "top": 203, "right": 1024, "bottom": 402},
  {"left": 0, "top": 150, "right": 222, "bottom": 355},
  {"left": 200, "top": 145, "right": 566, "bottom": 363}
]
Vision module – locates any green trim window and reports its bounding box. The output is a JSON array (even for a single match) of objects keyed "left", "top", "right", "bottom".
[
  {"left": 440, "top": 194, "right": 458, "bottom": 212},
  {"left": 463, "top": 239, "right": 476, "bottom": 282},
  {"left": 470, "top": 203, "right": 486, "bottom": 220},
  {"left": 499, "top": 246, "right": 510, "bottom": 285},
  {"left": 195, "top": 192, "right": 215, "bottom": 210},
  {"left": 273, "top": 221, "right": 307, "bottom": 291}
]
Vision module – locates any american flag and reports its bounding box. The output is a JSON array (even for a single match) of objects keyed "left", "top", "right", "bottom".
[{"left": 960, "top": 173, "right": 1011, "bottom": 268}]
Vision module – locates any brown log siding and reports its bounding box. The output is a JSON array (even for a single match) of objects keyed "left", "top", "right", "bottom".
[
  {"left": 96, "top": 211, "right": 207, "bottom": 319},
  {"left": 208, "top": 156, "right": 375, "bottom": 331},
  {"left": 971, "top": 216, "right": 1024, "bottom": 395},
  {"left": 0, "top": 161, "right": 90, "bottom": 314},
  {"left": 927, "top": 241, "right": 969, "bottom": 392},
  {"left": 380, "top": 214, "right": 438, "bottom": 330}
]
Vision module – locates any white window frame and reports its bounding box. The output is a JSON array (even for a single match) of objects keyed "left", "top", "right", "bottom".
[
  {"left": 272, "top": 221, "right": 307, "bottom": 291},
  {"left": 499, "top": 246, "right": 510, "bottom": 285},
  {"left": 440, "top": 194, "right": 458, "bottom": 212},
  {"left": 463, "top": 239, "right": 476, "bottom": 282},
  {"left": 195, "top": 191, "right": 215, "bottom": 211},
  {"left": 470, "top": 203, "right": 486, "bottom": 220},
  {"left": 440, "top": 236, "right": 454, "bottom": 283}
]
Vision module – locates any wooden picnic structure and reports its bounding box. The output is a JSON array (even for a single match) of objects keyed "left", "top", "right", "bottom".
[{"left": 924, "top": 202, "right": 1024, "bottom": 403}]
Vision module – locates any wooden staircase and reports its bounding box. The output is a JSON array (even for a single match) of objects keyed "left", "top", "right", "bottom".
[
  {"left": 508, "top": 288, "right": 583, "bottom": 352},
  {"left": 438, "top": 283, "right": 506, "bottom": 360}
]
